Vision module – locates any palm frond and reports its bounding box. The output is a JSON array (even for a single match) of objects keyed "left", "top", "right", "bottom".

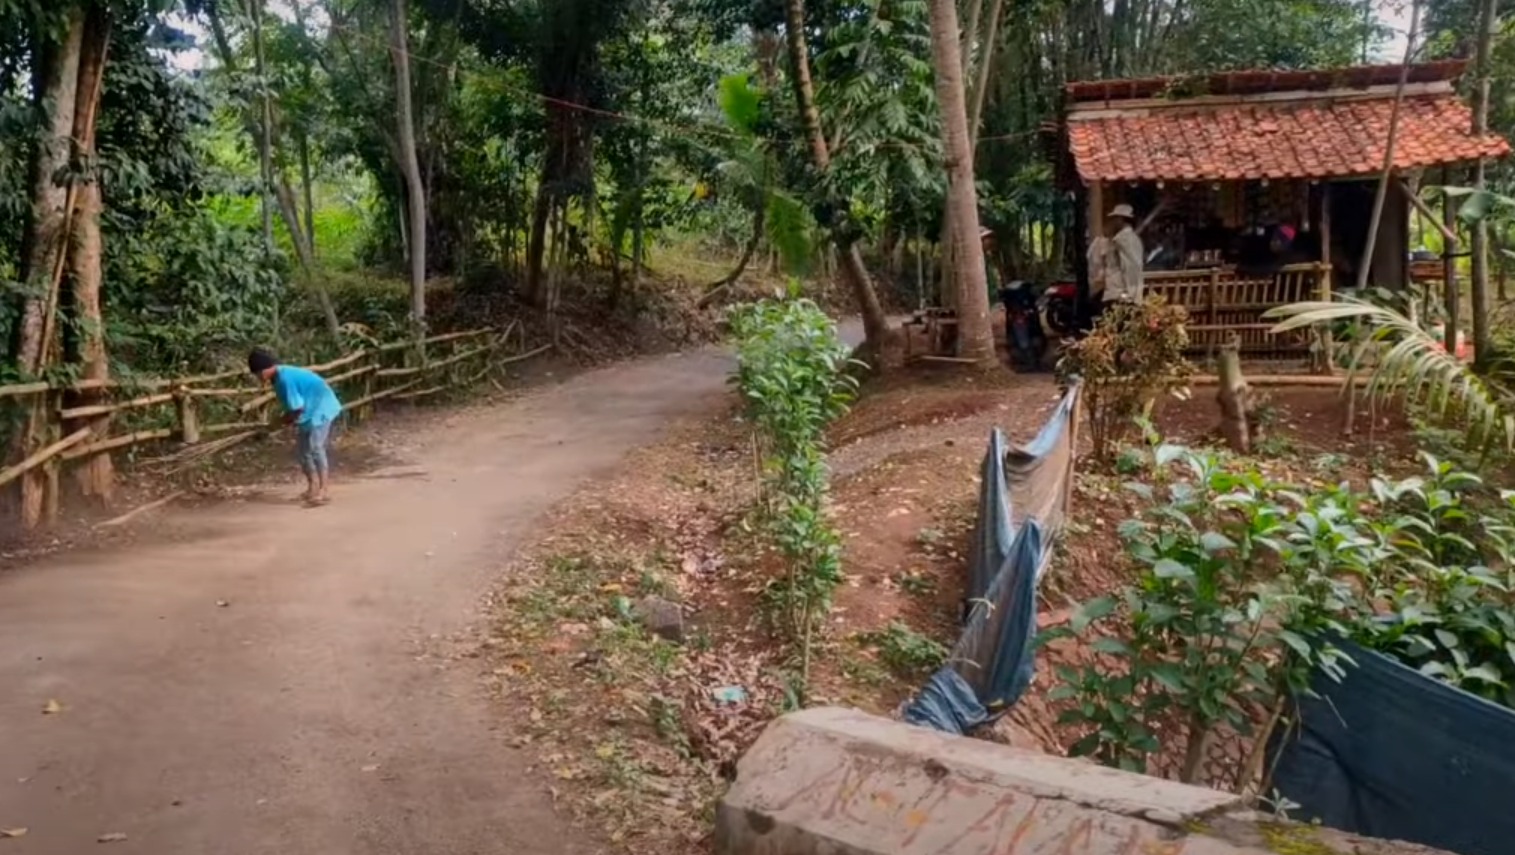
[{"left": 1266, "top": 298, "right": 1515, "bottom": 452}]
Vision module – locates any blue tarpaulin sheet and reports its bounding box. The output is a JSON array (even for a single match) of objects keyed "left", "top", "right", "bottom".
[
  {"left": 902, "top": 383, "right": 1080, "bottom": 735},
  {"left": 1270, "top": 640, "right": 1515, "bottom": 855}
]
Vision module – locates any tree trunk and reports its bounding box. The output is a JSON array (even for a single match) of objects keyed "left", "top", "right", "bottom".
[
  {"left": 8, "top": 7, "right": 86, "bottom": 528},
  {"left": 68, "top": 4, "right": 115, "bottom": 504},
  {"left": 250, "top": 0, "right": 274, "bottom": 253},
  {"left": 525, "top": 185, "right": 551, "bottom": 304},
  {"left": 299, "top": 130, "right": 316, "bottom": 255},
  {"left": 781, "top": 0, "right": 889, "bottom": 346},
  {"left": 273, "top": 180, "right": 341, "bottom": 338},
  {"left": 967, "top": 0, "right": 1007, "bottom": 143},
  {"left": 1470, "top": 0, "right": 1496, "bottom": 368},
  {"left": 390, "top": 0, "right": 427, "bottom": 333},
  {"left": 928, "top": 0, "right": 996, "bottom": 362},
  {"left": 700, "top": 201, "right": 764, "bottom": 307}
]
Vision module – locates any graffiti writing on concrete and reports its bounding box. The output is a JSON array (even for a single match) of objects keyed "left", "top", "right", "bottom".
[{"left": 766, "top": 752, "right": 1194, "bottom": 855}]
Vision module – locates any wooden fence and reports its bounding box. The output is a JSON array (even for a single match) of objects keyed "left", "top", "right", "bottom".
[{"left": 0, "top": 324, "right": 549, "bottom": 530}]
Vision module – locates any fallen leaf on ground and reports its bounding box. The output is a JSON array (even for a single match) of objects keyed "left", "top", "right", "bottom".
[
  {"left": 97, "top": 833, "right": 128, "bottom": 843},
  {"left": 42, "top": 699, "right": 62, "bottom": 715},
  {"left": 1, "top": 828, "right": 27, "bottom": 838}
]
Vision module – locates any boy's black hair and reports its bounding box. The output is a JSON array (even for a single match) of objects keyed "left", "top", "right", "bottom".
[{"left": 248, "top": 348, "right": 277, "bottom": 375}]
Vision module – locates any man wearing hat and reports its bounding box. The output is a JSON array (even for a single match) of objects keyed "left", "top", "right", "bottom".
[{"left": 1101, "top": 203, "right": 1145, "bottom": 306}]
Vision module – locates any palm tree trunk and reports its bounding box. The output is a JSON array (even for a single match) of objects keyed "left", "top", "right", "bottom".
[
  {"left": 390, "top": 0, "right": 427, "bottom": 336},
  {"left": 781, "top": 0, "right": 890, "bottom": 347},
  {"left": 929, "top": 0, "right": 996, "bottom": 362}
]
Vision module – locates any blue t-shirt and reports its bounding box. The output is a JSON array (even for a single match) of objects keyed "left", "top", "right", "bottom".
[{"left": 274, "top": 365, "right": 342, "bottom": 427}]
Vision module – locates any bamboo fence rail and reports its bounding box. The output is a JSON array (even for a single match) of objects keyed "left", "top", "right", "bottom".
[{"left": 0, "top": 324, "right": 541, "bottom": 529}]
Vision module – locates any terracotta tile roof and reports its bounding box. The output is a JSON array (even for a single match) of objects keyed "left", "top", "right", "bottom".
[
  {"left": 1064, "top": 60, "right": 1469, "bottom": 104},
  {"left": 1068, "top": 94, "right": 1510, "bottom": 183}
]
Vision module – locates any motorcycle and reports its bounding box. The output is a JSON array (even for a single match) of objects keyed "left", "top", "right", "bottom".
[
  {"left": 999, "top": 280, "right": 1048, "bottom": 372},
  {"left": 1039, "top": 278, "right": 1079, "bottom": 338}
]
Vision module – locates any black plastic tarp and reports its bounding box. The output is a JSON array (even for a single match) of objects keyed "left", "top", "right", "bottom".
[
  {"left": 1270, "top": 640, "right": 1515, "bottom": 855},
  {"left": 902, "top": 383, "right": 1080, "bottom": 735}
]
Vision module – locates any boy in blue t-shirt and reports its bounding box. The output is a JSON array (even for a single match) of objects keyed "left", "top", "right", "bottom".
[{"left": 248, "top": 348, "right": 343, "bottom": 505}]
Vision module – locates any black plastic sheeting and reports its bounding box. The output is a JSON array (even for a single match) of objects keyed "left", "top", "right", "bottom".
[
  {"left": 1270, "top": 640, "right": 1515, "bottom": 855},
  {"left": 902, "top": 383, "right": 1081, "bottom": 735}
]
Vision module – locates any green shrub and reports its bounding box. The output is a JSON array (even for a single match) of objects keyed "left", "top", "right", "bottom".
[{"left": 729, "top": 286, "right": 858, "bottom": 693}]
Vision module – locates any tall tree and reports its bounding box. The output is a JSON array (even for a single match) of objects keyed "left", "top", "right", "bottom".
[
  {"left": 1470, "top": 0, "right": 1498, "bottom": 367},
  {"left": 390, "top": 0, "right": 428, "bottom": 332},
  {"left": 781, "top": 0, "right": 889, "bottom": 350},
  {"left": 8, "top": 6, "right": 87, "bottom": 527},
  {"left": 67, "top": 2, "right": 115, "bottom": 503},
  {"left": 927, "top": 0, "right": 993, "bottom": 361}
]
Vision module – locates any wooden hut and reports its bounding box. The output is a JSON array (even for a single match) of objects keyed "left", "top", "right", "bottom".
[{"left": 1054, "top": 60, "right": 1510, "bottom": 357}]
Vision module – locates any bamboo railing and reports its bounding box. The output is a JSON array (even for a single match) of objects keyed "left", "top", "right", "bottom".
[
  {"left": 0, "top": 323, "right": 548, "bottom": 529},
  {"left": 1144, "top": 262, "right": 1330, "bottom": 357}
]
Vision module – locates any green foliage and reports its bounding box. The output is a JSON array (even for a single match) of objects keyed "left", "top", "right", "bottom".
[
  {"left": 1058, "top": 298, "right": 1193, "bottom": 462},
  {"left": 859, "top": 621, "right": 948, "bottom": 677},
  {"left": 1268, "top": 297, "right": 1515, "bottom": 454},
  {"left": 1045, "top": 442, "right": 1365, "bottom": 778},
  {"left": 105, "top": 202, "right": 285, "bottom": 370},
  {"left": 1051, "top": 441, "right": 1515, "bottom": 784},
  {"left": 1352, "top": 458, "right": 1515, "bottom": 708},
  {"left": 729, "top": 290, "right": 858, "bottom": 691}
]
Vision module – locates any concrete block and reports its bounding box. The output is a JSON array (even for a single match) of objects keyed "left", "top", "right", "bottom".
[{"left": 716, "top": 707, "right": 1453, "bottom": 855}]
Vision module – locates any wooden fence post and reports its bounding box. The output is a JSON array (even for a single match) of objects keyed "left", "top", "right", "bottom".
[
  {"left": 43, "top": 389, "right": 62, "bottom": 524},
  {"left": 176, "top": 386, "right": 200, "bottom": 444}
]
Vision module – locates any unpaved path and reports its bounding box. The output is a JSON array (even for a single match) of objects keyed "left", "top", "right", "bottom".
[{"left": 0, "top": 346, "right": 749, "bottom": 855}]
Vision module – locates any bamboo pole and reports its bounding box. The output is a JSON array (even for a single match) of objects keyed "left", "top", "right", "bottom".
[
  {"left": 1354, "top": 0, "right": 1420, "bottom": 294},
  {"left": 326, "top": 363, "right": 378, "bottom": 385},
  {"left": 375, "top": 366, "right": 424, "bottom": 379},
  {"left": 0, "top": 380, "right": 52, "bottom": 399},
  {"left": 374, "top": 327, "right": 491, "bottom": 353},
  {"left": 203, "top": 421, "right": 266, "bottom": 434},
  {"left": 71, "top": 366, "right": 243, "bottom": 392},
  {"left": 60, "top": 428, "right": 174, "bottom": 461},
  {"left": 308, "top": 349, "right": 368, "bottom": 373},
  {"left": 498, "top": 343, "right": 552, "bottom": 366},
  {"left": 189, "top": 387, "right": 257, "bottom": 398},
  {"left": 0, "top": 428, "right": 91, "bottom": 490},
  {"left": 96, "top": 490, "right": 186, "bottom": 529},
  {"left": 1188, "top": 374, "right": 1367, "bottom": 387},
  {"left": 59, "top": 391, "right": 175, "bottom": 420},
  {"left": 344, "top": 376, "right": 425, "bottom": 411},
  {"left": 1400, "top": 180, "right": 1459, "bottom": 244},
  {"left": 393, "top": 384, "right": 448, "bottom": 402},
  {"left": 239, "top": 390, "right": 277, "bottom": 414}
]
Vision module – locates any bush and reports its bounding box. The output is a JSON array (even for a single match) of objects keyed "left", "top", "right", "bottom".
[
  {"left": 1057, "top": 297, "right": 1191, "bottom": 463},
  {"left": 1049, "top": 438, "right": 1515, "bottom": 789},
  {"left": 729, "top": 286, "right": 858, "bottom": 691}
]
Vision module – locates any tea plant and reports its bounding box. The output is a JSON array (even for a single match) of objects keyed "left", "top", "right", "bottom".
[
  {"left": 1352, "top": 457, "right": 1515, "bottom": 708},
  {"left": 1050, "top": 442, "right": 1515, "bottom": 790},
  {"left": 1046, "top": 443, "right": 1374, "bottom": 784},
  {"left": 729, "top": 287, "right": 858, "bottom": 692}
]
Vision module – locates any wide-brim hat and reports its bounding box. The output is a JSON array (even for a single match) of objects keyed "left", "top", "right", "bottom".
[{"left": 1109, "top": 203, "right": 1135, "bottom": 219}]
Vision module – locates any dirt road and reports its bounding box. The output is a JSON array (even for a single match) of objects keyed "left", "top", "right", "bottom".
[{"left": 0, "top": 346, "right": 751, "bottom": 855}]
